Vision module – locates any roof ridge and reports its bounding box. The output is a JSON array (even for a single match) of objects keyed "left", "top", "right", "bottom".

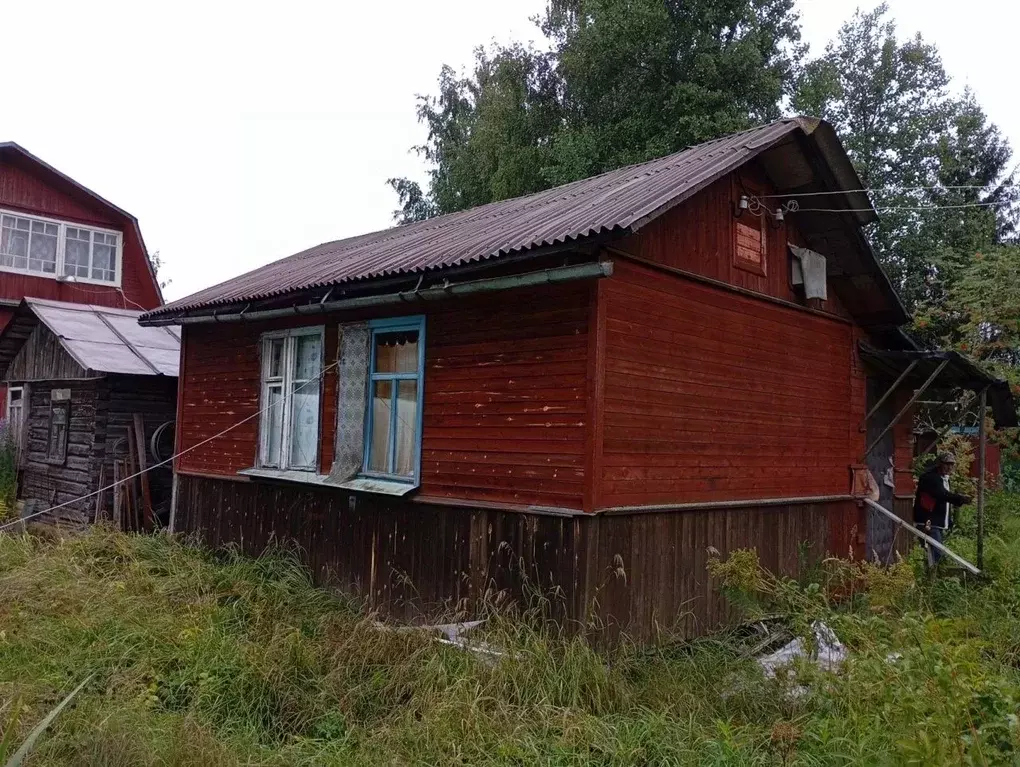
[
  {"left": 94, "top": 309, "right": 162, "bottom": 375},
  {"left": 280, "top": 121, "right": 795, "bottom": 265},
  {"left": 149, "top": 118, "right": 816, "bottom": 318}
]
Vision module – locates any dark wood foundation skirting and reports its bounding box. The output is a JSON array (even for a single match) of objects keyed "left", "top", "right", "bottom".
[{"left": 174, "top": 473, "right": 865, "bottom": 640}]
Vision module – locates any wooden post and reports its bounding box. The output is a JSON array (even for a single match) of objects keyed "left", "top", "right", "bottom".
[
  {"left": 95, "top": 463, "right": 106, "bottom": 522},
  {"left": 124, "top": 427, "right": 138, "bottom": 532},
  {"left": 168, "top": 472, "right": 179, "bottom": 534},
  {"left": 112, "top": 460, "right": 122, "bottom": 530},
  {"left": 865, "top": 359, "right": 950, "bottom": 458},
  {"left": 977, "top": 387, "right": 988, "bottom": 571},
  {"left": 861, "top": 360, "right": 919, "bottom": 431},
  {"left": 133, "top": 414, "right": 155, "bottom": 531}
]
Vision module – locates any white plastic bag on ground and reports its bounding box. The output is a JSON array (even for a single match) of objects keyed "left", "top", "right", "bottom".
[{"left": 758, "top": 621, "right": 847, "bottom": 680}]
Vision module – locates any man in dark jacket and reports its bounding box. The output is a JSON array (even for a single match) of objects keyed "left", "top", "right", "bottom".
[{"left": 913, "top": 453, "right": 972, "bottom": 565}]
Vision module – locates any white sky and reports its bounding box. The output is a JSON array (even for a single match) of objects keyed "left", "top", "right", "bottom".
[{"left": 0, "top": 0, "right": 1013, "bottom": 302}]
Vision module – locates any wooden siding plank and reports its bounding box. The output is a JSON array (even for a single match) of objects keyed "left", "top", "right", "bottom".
[
  {"left": 612, "top": 169, "right": 853, "bottom": 321},
  {"left": 175, "top": 475, "right": 858, "bottom": 642},
  {"left": 598, "top": 257, "right": 857, "bottom": 509},
  {"left": 0, "top": 160, "right": 162, "bottom": 311},
  {"left": 176, "top": 283, "right": 590, "bottom": 511}
]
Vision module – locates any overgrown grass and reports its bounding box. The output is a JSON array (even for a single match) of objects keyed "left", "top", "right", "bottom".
[
  {"left": 0, "top": 420, "right": 17, "bottom": 522},
  {"left": 2, "top": 496, "right": 1020, "bottom": 765}
]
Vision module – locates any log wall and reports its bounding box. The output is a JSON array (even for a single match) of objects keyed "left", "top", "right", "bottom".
[{"left": 20, "top": 380, "right": 98, "bottom": 526}]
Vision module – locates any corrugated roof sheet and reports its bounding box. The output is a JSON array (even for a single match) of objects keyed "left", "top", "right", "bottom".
[
  {"left": 146, "top": 118, "right": 832, "bottom": 319},
  {"left": 25, "top": 299, "right": 180, "bottom": 376}
]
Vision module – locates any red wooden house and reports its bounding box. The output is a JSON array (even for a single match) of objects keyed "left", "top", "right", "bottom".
[
  {"left": 140, "top": 117, "right": 1015, "bottom": 638},
  {"left": 0, "top": 142, "right": 163, "bottom": 428}
]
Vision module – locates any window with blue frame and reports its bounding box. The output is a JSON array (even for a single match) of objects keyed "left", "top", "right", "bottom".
[{"left": 363, "top": 316, "right": 425, "bottom": 482}]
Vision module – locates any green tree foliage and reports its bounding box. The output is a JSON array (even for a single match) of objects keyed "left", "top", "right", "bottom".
[
  {"left": 540, "top": 0, "right": 803, "bottom": 185},
  {"left": 389, "top": 0, "right": 803, "bottom": 222},
  {"left": 952, "top": 245, "right": 1020, "bottom": 458},
  {"left": 149, "top": 250, "right": 172, "bottom": 292},
  {"left": 951, "top": 247, "right": 1020, "bottom": 371},
  {"left": 792, "top": 4, "right": 1018, "bottom": 314},
  {"left": 388, "top": 46, "right": 561, "bottom": 224},
  {"left": 393, "top": 0, "right": 1019, "bottom": 433}
]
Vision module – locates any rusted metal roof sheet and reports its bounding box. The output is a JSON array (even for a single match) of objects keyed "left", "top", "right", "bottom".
[
  {"left": 14, "top": 299, "right": 179, "bottom": 376},
  {"left": 146, "top": 118, "right": 853, "bottom": 320}
]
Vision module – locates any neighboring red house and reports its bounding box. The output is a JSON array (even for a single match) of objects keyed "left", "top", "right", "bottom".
[
  {"left": 140, "top": 117, "right": 1015, "bottom": 639},
  {"left": 0, "top": 142, "right": 163, "bottom": 427}
]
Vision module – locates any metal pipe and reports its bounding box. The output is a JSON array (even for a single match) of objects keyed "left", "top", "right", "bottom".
[
  {"left": 977, "top": 386, "right": 988, "bottom": 570},
  {"left": 861, "top": 360, "right": 918, "bottom": 430},
  {"left": 164, "top": 262, "right": 613, "bottom": 326},
  {"left": 864, "top": 358, "right": 949, "bottom": 458},
  {"left": 863, "top": 498, "right": 980, "bottom": 575},
  {"left": 600, "top": 495, "right": 852, "bottom": 515}
]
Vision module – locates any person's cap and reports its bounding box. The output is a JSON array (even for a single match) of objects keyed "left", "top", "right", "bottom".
[{"left": 937, "top": 453, "right": 957, "bottom": 465}]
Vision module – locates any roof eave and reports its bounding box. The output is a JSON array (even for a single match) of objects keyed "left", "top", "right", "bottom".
[{"left": 795, "top": 118, "right": 878, "bottom": 227}]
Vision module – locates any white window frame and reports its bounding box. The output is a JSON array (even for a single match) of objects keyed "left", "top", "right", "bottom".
[
  {"left": 257, "top": 326, "right": 325, "bottom": 471},
  {"left": 4, "top": 386, "right": 21, "bottom": 418},
  {"left": 6, "top": 386, "right": 25, "bottom": 454},
  {"left": 0, "top": 206, "right": 123, "bottom": 287}
]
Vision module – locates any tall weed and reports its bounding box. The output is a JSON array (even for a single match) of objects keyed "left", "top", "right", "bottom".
[
  {"left": 0, "top": 420, "right": 17, "bottom": 522},
  {"left": 0, "top": 495, "right": 1019, "bottom": 764}
]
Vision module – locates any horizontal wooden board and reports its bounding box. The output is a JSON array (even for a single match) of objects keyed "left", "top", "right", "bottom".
[
  {"left": 177, "top": 282, "right": 591, "bottom": 509},
  {"left": 176, "top": 473, "right": 861, "bottom": 642},
  {"left": 598, "top": 257, "right": 856, "bottom": 508}
]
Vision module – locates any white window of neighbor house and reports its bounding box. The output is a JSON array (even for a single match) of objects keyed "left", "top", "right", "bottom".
[
  {"left": 1, "top": 215, "right": 57, "bottom": 275},
  {"left": 0, "top": 208, "right": 122, "bottom": 286},
  {"left": 64, "top": 227, "right": 119, "bottom": 282},
  {"left": 258, "top": 326, "right": 323, "bottom": 471}
]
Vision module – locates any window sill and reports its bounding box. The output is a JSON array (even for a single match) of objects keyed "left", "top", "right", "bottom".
[
  {"left": 733, "top": 258, "right": 767, "bottom": 277},
  {"left": 237, "top": 467, "right": 417, "bottom": 497},
  {"left": 238, "top": 467, "right": 334, "bottom": 486},
  {"left": 336, "top": 477, "right": 417, "bottom": 496}
]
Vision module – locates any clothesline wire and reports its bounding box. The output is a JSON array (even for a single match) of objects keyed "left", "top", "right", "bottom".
[
  {"left": 795, "top": 199, "right": 1016, "bottom": 214},
  {"left": 760, "top": 184, "right": 1020, "bottom": 199},
  {"left": 0, "top": 357, "right": 342, "bottom": 533}
]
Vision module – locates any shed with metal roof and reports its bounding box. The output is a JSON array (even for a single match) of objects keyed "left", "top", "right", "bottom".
[{"left": 1, "top": 298, "right": 179, "bottom": 529}]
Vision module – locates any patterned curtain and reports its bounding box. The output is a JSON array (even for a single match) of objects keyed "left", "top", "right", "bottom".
[{"left": 328, "top": 323, "right": 370, "bottom": 482}]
